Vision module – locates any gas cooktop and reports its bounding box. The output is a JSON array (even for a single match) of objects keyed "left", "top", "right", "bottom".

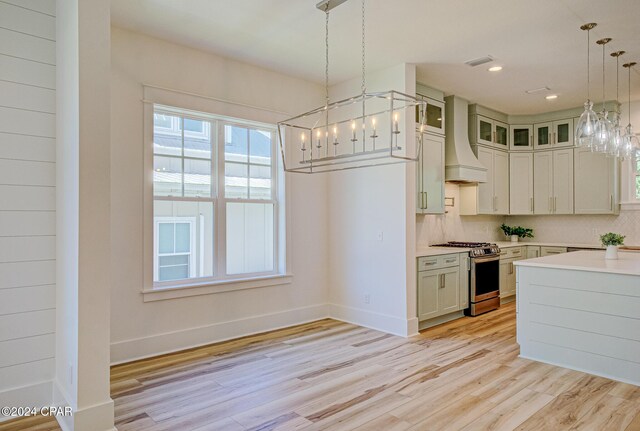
[
  {"left": 432, "top": 241, "right": 500, "bottom": 257},
  {"left": 432, "top": 241, "right": 493, "bottom": 248}
]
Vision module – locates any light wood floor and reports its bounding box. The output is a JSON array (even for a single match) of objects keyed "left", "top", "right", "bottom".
[{"left": 2, "top": 302, "right": 640, "bottom": 431}]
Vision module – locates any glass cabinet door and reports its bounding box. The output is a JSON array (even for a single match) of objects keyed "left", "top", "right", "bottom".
[
  {"left": 534, "top": 122, "right": 552, "bottom": 149},
  {"left": 425, "top": 100, "right": 444, "bottom": 134},
  {"left": 510, "top": 125, "right": 532, "bottom": 151},
  {"left": 553, "top": 119, "right": 574, "bottom": 147},
  {"left": 477, "top": 116, "right": 493, "bottom": 145},
  {"left": 495, "top": 122, "right": 508, "bottom": 147}
]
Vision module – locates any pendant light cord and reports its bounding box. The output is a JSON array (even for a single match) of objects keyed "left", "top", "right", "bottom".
[
  {"left": 587, "top": 29, "right": 591, "bottom": 100},
  {"left": 325, "top": 7, "right": 329, "bottom": 108},
  {"left": 602, "top": 42, "right": 606, "bottom": 111},
  {"left": 361, "top": 0, "right": 366, "bottom": 95}
]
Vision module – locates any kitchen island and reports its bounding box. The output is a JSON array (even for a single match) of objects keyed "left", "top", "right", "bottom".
[{"left": 515, "top": 250, "right": 640, "bottom": 386}]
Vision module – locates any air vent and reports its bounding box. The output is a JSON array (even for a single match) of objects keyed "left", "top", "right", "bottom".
[
  {"left": 525, "top": 86, "right": 551, "bottom": 94},
  {"left": 464, "top": 56, "right": 494, "bottom": 67}
]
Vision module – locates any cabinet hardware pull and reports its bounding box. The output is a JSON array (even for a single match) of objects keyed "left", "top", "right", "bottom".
[
  {"left": 610, "top": 194, "right": 613, "bottom": 210},
  {"left": 425, "top": 261, "right": 436, "bottom": 266},
  {"left": 554, "top": 196, "right": 557, "bottom": 213},
  {"left": 552, "top": 132, "right": 556, "bottom": 145},
  {"left": 530, "top": 197, "right": 533, "bottom": 212},
  {"left": 493, "top": 131, "right": 496, "bottom": 143},
  {"left": 439, "top": 273, "right": 444, "bottom": 288},
  {"left": 424, "top": 192, "right": 428, "bottom": 209},
  {"left": 510, "top": 262, "right": 514, "bottom": 274},
  {"left": 549, "top": 197, "right": 552, "bottom": 213},
  {"left": 445, "top": 258, "right": 456, "bottom": 263}
]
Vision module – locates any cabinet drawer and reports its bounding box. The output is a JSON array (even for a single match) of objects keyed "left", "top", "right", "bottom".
[
  {"left": 418, "top": 254, "right": 460, "bottom": 271},
  {"left": 540, "top": 246, "right": 567, "bottom": 256},
  {"left": 503, "top": 247, "right": 524, "bottom": 259}
]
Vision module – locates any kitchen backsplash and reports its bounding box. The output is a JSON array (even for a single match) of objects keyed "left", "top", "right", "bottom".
[
  {"left": 507, "top": 211, "right": 640, "bottom": 246},
  {"left": 416, "top": 183, "right": 505, "bottom": 245}
]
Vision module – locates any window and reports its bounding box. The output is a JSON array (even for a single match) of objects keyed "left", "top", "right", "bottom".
[
  {"left": 635, "top": 156, "right": 640, "bottom": 200},
  {"left": 152, "top": 107, "right": 280, "bottom": 288}
]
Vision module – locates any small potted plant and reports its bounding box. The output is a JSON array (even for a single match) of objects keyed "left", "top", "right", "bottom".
[
  {"left": 500, "top": 224, "right": 534, "bottom": 243},
  {"left": 600, "top": 232, "right": 625, "bottom": 260}
]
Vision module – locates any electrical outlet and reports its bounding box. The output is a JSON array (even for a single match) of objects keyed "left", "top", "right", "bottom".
[
  {"left": 363, "top": 294, "right": 371, "bottom": 304},
  {"left": 376, "top": 231, "right": 383, "bottom": 241},
  {"left": 592, "top": 228, "right": 598, "bottom": 236}
]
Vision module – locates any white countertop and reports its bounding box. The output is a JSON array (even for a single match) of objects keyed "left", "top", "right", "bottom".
[
  {"left": 415, "top": 247, "right": 471, "bottom": 257},
  {"left": 514, "top": 250, "right": 640, "bottom": 276}
]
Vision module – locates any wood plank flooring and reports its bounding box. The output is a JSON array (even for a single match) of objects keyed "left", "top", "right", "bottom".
[{"left": 2, "top": 302, "right": 640, "bottom": 431}]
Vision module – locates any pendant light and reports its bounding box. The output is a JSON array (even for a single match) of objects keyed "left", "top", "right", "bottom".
[
  {"left": 575, "top": 23, "right": 598, "bottom": 148},
  {"left": 608, "top": 51, "right": 625, "bottom": 157},
  {"left": 592, "top": 37, "right": 613, "bottom": 153},
  {"left": 622, "top": 61, "right": 639, "bottom": 160}
]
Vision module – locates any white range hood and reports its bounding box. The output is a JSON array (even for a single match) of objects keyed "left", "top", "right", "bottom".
[{"left": 444, "top": 95, "right": 487, "bottom": 183}]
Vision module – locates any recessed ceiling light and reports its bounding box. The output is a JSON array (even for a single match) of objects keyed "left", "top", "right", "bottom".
[
  {"left": 546, "top": 94, "right": 558, "bottom": 100},
  {"left": 488, "top": 66, "right": 503, "bottom": 72},
  {"left": 526, "top": 86, "right": 551, "bottom": 94}
]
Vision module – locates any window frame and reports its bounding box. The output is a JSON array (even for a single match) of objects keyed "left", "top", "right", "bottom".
[
  {"left": 154, "top": 217, "right": 197, "bottom": 282},
  {"left": 621, "top": 152, "right": 640, "bottom": 210},
  {"left": 143, "top": 100, "right": 290, "bottom": 300}
]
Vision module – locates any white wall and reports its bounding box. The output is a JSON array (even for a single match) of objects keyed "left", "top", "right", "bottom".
[
  {"left": 327, "top": 64, "right": 418, "bottom": 336},
  {"left": 0, "top": 0, "right": 56, "bottom": 416},
  {"left": 110, "top": 28, "right": 329, "bottom": 363}
]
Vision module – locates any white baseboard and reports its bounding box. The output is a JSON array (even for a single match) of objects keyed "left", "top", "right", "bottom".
[
  {"left": 53, "top": 380, "right": 115, "bottom": 431},
  {"left": 328, "top": 303, "right": 412, "bottom": 337},
  {"left": 0, "top": 381, "right": 52, "bottom": 423},
  {"left": 110, "top": 303, "right": 330, "bottom": 364}
]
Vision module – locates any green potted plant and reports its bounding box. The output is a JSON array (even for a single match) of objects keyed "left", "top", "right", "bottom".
[
  {"left": 500, "top": 224, "right": 534, "bottom": 243},
  {"left": 600, "top": 232, "right": 625, "bottom": 260}
]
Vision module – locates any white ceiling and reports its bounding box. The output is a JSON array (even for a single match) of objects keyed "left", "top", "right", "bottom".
[{"left": 111, "top": 0, "right": 640, "bottom": 115}]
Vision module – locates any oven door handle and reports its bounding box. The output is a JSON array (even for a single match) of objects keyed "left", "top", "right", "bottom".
[{"left": 472, "top": 254, "right": 500, "bottom": 263}]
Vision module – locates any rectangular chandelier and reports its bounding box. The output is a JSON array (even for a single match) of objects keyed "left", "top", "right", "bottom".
[{"left": 278, "top": 90, "right": 426, "bottom": 173}]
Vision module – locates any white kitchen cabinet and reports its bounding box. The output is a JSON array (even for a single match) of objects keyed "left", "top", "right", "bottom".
[
  {"left": 461, "top": 146, "right": 509, "bottom": 215},
  {"left": 540, "top": 246, "right": 567, "bottom": 256},
  {"left": 417, "top": 253, "right": 464, "bottom": 322},
  {"left": 415, "top": 94, "right": 445, "bottom": 136},
  {"left": 509, "top": 152, "right": 534, "bottom": 214},
  {"left": 533, "top": 149, "right": 573, "bottom": 214},
  {"left": 459, "top": 254, "right": 469, "bottom": 310},
  {"left": 510, "top": 124, "right": 533, "bottom": 151},
  {"left": 499, "top": 259, "right": 517, "bottom": 299},
  {"left": 416, "top": 133, "right": 445, "bottom": 214},
  {"left": 472, "top": 115, "right": 509, "bottom": 149},
  {"left": 574, "top": 147, "right": 619, "bottom": 214},
  {"left": 535, "top": 120, "right": 574, "bottom": 149}
]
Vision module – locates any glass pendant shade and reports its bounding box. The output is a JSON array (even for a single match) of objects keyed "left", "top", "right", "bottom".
[
  {"left": 608, "top": 112, "right": 623, "bottom": 157},
  {"left": 622, "top": 124, "right": 640, "bottom": 159},
  {"left": 593, "top": 110, "right": 612, "bottom": 153},
  {"left": 575, "top": 100, "right": 598, "bottom": 148}
]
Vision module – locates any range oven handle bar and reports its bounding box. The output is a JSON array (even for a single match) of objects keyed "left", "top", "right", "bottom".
[{"left": 471, "top": 254, "right": 500, "bottom": 263}]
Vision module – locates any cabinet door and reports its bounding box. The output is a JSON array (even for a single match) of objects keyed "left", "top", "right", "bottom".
[
  {"left": 499, "top": 259, "right": 510, "bottom": 298},
  {"left": 534, "top": 122, "right": 553, "bottom": 150},
  {"left": 417, "top": 271, "right": 440, "bottom": 321},
  {"left": 526, "top": 246, "right": 540, "bottom": 259},
  {"left": 509, "top": 152, "right": 533, "bottom": 214},
  {"left": 574, "top": 147, "right": 617, "bottom": 214},
  {"left": 477, "top": 116, "right": 494, "bottom": 146},
  {"left": 493, "top": 150, "right": 510, "bottom": 214},
  {"left": 554, "top": 119, "right": 574, "bottom": 147},
  {"left": 510, "top": 125, "right": 533, "bottom": 151},
  {"left": 553, "top": 149, "right": 574, "bottom": 214},
  {"left": 476, "top": 146, "right": 495, "bottom": 214},
  {"left": 440, "top": 268, "right": 460, "bottom": 314},
  {"left": 494, "top": 121, "right": 509, "bottom": 148},
  {"left": 421, "top": 133, "right": 445, "bottom": 214},
  {"left": 425, "top": 98, "right": 445, "bottom": 135},
  {"left": 533, "top": 151, "right": 553, "bottom": 214}
]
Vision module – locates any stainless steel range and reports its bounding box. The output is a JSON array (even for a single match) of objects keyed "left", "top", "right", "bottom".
[{"left": 432, "top": 242, "right": 501, "bottom": 316}]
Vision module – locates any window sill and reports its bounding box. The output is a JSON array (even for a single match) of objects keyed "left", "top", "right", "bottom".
[
  {"left": 142, "top": 274, "right": 293, "bottom": 302},
  {"left": 621, "top": 202, "right": 640, "bottom": 211}
]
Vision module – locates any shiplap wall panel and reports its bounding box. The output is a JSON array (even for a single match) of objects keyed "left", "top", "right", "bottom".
[
  {"left": 0, "top": 159, "right": 55, "bottom": 186},
  {"left": 0, "top": 132, "right": 55, "bottom": 162},
  {"left": 0, "top": 185, "right": 55, "bottom": 210},
  {"left": 0, "top": 107, "right": 55, "bottom": 137},
  {"left": 0, "top": 0, "right": 56, "bottom": 410},
  {"left": 1, "top": 0, "right": 55, "bottom": 16},
  {"left": 0, "top": 54, "right": 55, "bottom": 88},
  {"left": 0, "top": 260, "right": 55, "bottom": 289},
  {"left": 0, "top": 211, "right": 55, "bottom": 236},
  {"left": 0, "top": 28, "right": 55, "bottom": 64},
  {"left": 0, "top": 80, "right": 56, "bottom": 113},
  {"left": 0, "top": 334, "right": 54, "bottom": 368},
  {"left": 0, "top": 309, "right": 55, "bottom": 342},
  {"left": 0, "top": 2, "right": 55, "bottom": 40},
  {"left": 0, "top": 285, "right": 55, "bottom": 315},
  {"left": 0, "top": 359, "right": 53, "bottom": 390},
  {"left": 0, "top": 236, "right": 55, "bottom": 262}
]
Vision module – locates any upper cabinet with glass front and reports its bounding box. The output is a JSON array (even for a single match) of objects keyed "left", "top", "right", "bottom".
[
  {"left": 469, "top": 107, "right": 509, "bottom": 149},
  {"left": 415, "top": 93, "right": 445, "bottom": 136},
  {"left": 534, "top": 119, "right": 573, "bottom": 149},
  {"left": 510, "top": 125, "right": 533, "bottom": 151}
]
